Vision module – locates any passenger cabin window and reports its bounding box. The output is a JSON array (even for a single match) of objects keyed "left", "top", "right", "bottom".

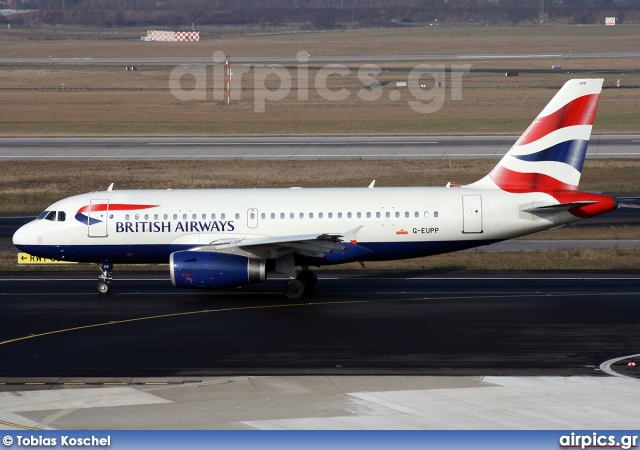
[
  {"left": 235, "top": 213, "right": 240, "bottom": 219},
  {"left": 434, "top": 211, "right": 439, "bottom": 218}
]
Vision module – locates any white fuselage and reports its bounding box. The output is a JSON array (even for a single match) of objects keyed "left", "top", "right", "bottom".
[{"left": 13, "top": 186, "right": 575, "bottom": 265}]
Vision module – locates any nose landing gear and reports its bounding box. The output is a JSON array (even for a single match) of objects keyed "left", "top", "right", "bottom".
[{"left": 97, "top": 262, "right": 113, "bottom": 295}]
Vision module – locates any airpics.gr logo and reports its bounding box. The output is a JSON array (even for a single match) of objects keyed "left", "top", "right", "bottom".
[{"left": 75, "top": 204, "right": 158, "bottom": 225}]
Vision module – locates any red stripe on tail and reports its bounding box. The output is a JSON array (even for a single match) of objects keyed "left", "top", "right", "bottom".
[
  {"left": 517, "top": 93, "right": 600, "bottom": 146},
  {"left": 489, "top": 166, "right": 577, "bottom": 192}
]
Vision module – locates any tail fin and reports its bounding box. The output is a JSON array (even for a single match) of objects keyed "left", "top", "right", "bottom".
[{"left": 470, "top": 78, "right": 603, "bottom": 193}]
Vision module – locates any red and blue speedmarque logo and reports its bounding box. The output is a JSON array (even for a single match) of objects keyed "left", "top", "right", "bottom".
[{"left": 75, "top": 204, "right": 158, "bottom": 225}]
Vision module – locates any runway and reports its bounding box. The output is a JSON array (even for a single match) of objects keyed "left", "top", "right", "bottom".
[
  {"left": 1, "top": 271, "right": 639, "bottom": 378},
  {"left": 2, "top": 51, "right": 640, "bottom": 64},
  {"left": 1, "top": 135, "right": 639, "bottom": 160}
]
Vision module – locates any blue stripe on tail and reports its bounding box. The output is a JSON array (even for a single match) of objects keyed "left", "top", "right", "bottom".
[{"left": 511, "top": 139, "right": 589, "bottom": 172}]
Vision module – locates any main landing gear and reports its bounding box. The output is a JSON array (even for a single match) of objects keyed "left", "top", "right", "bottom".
[
  {"left": 283, "top": 268, "right": 318, "bottom": 301},
  {"left": 97, "top": 262, "right": 113, "bottom": 295}
]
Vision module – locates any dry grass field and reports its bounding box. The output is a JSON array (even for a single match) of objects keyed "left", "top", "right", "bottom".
[
  {"left": 0, "top": 25, "right": 639, "bottom": 136},
  {"left": 2, "top": 25, "right": 640, "bottom": 57}
]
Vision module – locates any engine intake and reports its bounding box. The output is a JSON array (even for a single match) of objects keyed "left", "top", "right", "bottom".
[{"left": 170, "top": 251, "right": 266, "bottom": 289}]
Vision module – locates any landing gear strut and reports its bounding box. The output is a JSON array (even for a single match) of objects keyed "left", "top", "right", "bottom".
[{"left": 97, "top": 262, "right": 113, "bottom": 295}]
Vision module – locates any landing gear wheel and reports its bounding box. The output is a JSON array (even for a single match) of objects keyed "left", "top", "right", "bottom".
[
  {"left": 97, "top": 262, "right": 113, "bottom": 295},
  {"left": 97, "top": 281, "right": 112, "bottom": 295},
  {"left": 296, "top": 270, "right": 318, "bottom": 290},
  {"left": 284, "top": 279, "right": 306, "bottom": 301}
]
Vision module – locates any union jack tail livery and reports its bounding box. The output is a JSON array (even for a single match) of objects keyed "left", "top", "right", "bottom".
[{"left": 472, "top": 78, "right": 603, "bottom": 193}]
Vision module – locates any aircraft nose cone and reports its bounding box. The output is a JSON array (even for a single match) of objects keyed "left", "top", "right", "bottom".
[{"left": 12, "top": 223, "right": 30, "bottom": 250}]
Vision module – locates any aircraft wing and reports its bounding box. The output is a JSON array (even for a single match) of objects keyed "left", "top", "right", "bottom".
[{"left": 204, "top": 226, "right": 363, "bottom": 259}]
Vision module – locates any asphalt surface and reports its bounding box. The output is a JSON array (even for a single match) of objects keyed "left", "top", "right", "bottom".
[
  {"left": 1, "top": 135, "right": 639, "bottom": 160},
  {"left": 2, "top": 51, "right": 640, "bottom": 64},
  {"left": 0, "top": 270, "right": 639, "bottom": 378}
]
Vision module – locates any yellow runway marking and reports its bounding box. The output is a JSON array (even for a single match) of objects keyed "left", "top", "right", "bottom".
[
  {"left": 0, "top": 419, "right": 40, "bottom": 430},
  {"left": 0, "top": 300, "right": 369, "bottom": 347},
  {"left": 1, "top": 291, "right": 636, "bottom": 349}
]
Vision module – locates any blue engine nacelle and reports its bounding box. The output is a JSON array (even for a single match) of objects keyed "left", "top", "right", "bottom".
[{"left": 170, "top": 251, "right": 266, "bottom": 289}]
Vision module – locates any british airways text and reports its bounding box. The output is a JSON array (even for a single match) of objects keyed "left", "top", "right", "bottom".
[{"left": 115, "top": 220, "right": 235, "bottom": 233}]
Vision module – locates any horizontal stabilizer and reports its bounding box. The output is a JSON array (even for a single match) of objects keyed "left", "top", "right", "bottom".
[{"left": 522, "top": 201, "right": 597, "bottom": 214}]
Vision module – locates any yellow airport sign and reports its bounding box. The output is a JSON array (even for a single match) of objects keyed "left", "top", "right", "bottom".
[{"left": 17, "top": 253, "right": 77, "bottom": 265}]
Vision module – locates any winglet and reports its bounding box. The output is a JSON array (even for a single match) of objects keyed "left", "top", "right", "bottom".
[{"left": 343, "top": 226, "right": 363, "bottom": 245}]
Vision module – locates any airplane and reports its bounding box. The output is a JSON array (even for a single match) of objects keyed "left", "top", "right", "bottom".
[{"left": 12, "top": 78, "right": 617, "bottom": 300}]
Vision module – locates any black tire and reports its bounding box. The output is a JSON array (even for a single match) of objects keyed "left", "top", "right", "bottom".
[
  {"left": 97, "top": 282, "right": 112, "bottom": 295},
  {"left": 296, "top": 270, "right": 318, "bottom": 290},
  {"left": 284, "top": 279, "right": 306, "bottom": 301}
]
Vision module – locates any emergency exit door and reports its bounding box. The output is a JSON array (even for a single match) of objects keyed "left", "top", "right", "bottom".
[
  {"left": 462, "top": 195, "right": 483, "bottom": 233},
  {"left": 88, "top": 199, "right": 109, "bottom": 237}
]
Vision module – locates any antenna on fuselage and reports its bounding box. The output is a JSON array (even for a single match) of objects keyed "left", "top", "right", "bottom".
[{"left": 107, "top": 183, "right": 114, "bottom": 191}]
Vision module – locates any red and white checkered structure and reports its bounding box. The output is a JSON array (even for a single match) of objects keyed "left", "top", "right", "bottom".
[{"left": 147, "top": 30, "right": 200, "bottom": 42}]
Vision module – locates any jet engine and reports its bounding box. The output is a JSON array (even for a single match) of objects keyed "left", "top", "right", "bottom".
[{"left": 170, "top": 251, "right": 266, "bottom": 289}]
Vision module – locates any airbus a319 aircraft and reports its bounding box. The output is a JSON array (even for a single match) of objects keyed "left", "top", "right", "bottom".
[{"left": 13, "top": 79, "right": 617, "bottom": 299}]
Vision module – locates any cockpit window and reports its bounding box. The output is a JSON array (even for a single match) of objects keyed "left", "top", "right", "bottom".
[{"left": 37, "top": 211, "right": 66, "bottom": 221}]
